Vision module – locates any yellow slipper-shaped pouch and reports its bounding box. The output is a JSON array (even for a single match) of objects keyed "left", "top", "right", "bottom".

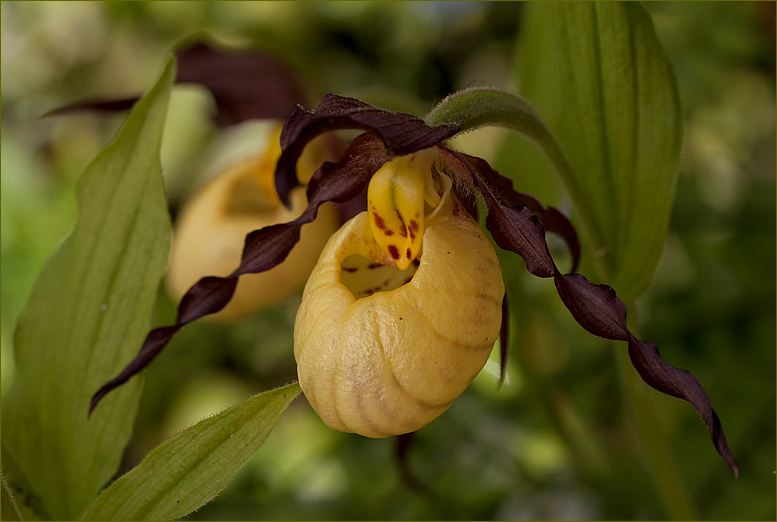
[{"left": 294, "top": 157, "right": 504, "bottom": 437}]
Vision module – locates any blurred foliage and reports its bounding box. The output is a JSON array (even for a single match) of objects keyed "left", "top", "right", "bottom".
[{"left": 1, "top": 2, "right": 774, "bottom": 520}]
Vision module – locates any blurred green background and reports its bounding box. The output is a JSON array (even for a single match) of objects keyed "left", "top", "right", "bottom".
[{"left": 1, "top": 2, "right": 774, "bottom": 520}]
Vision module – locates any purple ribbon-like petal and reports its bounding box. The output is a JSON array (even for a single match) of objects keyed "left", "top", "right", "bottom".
[
  {"left": 90, "top": 134, "right": 389, "bottom": 415},
  {"left": 441, "top": 147, "right": 740, "bottom": 478}
]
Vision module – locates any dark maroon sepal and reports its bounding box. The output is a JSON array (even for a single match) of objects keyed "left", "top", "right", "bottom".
[
  {"left": 174, "top": 42, "right": 307, "bottom": 125},
  {"left": 275, "top": 94, "right": 459, "bottom": 206},
  {"left": 89, "top": 134, "right": 387, "bottom": 416},
  {"left": 45, "top": 42, "right": 306, "bottom": 126}
]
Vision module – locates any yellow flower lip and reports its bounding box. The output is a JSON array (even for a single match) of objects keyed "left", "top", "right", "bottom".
[{"left": 294, "top": 171, "right": 505, "bottom": 438}]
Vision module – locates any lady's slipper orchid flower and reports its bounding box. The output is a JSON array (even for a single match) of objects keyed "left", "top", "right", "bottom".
[
  {"left": 165, "top": 124, "right": 339, "bottom": 322},
  {"left": 296, "top": 151, "right": 503, "bottom": 437},
  {"left": 50, "top": 42, "right": 343, "bottom": 322},
  {"left": 92, "top": 93, "right": 739, "bottom": 478}
]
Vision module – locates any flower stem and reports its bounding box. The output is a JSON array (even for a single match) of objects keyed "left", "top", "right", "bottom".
[{"left": 425, "top": 86, "right": 613, "bottom": 277}]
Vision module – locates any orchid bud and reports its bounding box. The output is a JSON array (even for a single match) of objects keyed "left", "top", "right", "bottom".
[
  {"left": 165, "top": 124, "right": 339, "bottom": 322},
  {"left": 294, "top": 159, "right": 504, "bottom": 437}
]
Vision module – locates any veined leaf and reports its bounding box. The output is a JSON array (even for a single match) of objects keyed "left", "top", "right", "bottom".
[
  {"left": 511, "top": 5, "right": 703, "bottom": 518},
  {"left": 2, "top": 474, "right": 23, "bottom": 521},
  {"left": 1, "top": 58, "right": 175, "bottom": 520},
  {"left": 493, "top": 1, "right": 563, "bottom": 214},
  {"left": 82, "top": 383, "right": 301, "bottom": 521},
  {"left": 515, "top": 2, "right": 682, "bottom": 301}
]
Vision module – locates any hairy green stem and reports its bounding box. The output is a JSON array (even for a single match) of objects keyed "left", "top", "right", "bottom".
[{"left": 426, "top": 86, "right": 613, "bottom": 277}]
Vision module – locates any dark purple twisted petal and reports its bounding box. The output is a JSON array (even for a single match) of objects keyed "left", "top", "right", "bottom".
[
  {"left": 440, "top": 147, "right": 739, "bottom": 477},
  {"left": 484, "top": 204, "right": 556, "bottom": 278},
  {"left": 554, "top": 273, "right": 629, "bottom": 341},
  {"left": 626, "top": 334, "right": 740, "bottom": 478},
  {"left": 550, "top": 272, "right": 738, "bottom": 476},
  {"left": 454, "top": 152, "right": 580, "bottom": 273},
  {"left": 275, "top": 94, "right": 460, "bottom": 206},
  {"left": 45, "top": 42, "right": 306, "bottom": 125},
  {"left": 440, "top": 148, "right": 556, "bottom": 278},
  {"left": 90, "top": 134, "right": 388, "bottom": 415}
]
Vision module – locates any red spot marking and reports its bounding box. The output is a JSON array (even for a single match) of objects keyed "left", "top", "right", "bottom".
[
  {"left": 368, "top": 263, "right": 383, "bottom": 269},
  {"left": 384, "top": 229, "right": 394, "bottom": 236},
  {"left": 409, "top": 230, "right": 415, "bottom": 241},
  {"left": 373, "top": 212, "right": 386, "bottom": 230},
  {"left": 388, "top": 245, "right": 400, "bottom": 260},
  {"left": 412, "top": 258, "right": 420, "bottom": 267},
  {"left": 406, "top": 248, "right": 412, "bottom": 259},
  {"left": 397, "top": 211, "right": 408, "bottom": 237},
  {"left": 342, "top": 267, "right": 358, "bottom": 272},
  {"left": 452, "top": 205, "right": 460, "bottom": 216},
  {"left": 409, "top": 220, "right": 419, "bottom": 232},
  {"left": 365, "top": 289, "right": 374, "bottom": 295},
  {"left": 415, "top": 211, "right": 421, "bottom": 218}
]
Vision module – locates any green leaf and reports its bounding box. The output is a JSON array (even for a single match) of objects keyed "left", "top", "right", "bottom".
[
  {"left": 521, "top": 2, "right": 683, "bottom": 301},
  {"left": 2, "top": 473, "right": 24, "bottom": 521},
  {"left": 493, "top": 1, "right": 564, "bottom": 230},
  {"left": 82, "top": 383, "right": 301, "bottom": 521},
  {"left": 510, "top": 5, "right": 695, "bottom": 519},
  {"left": 1, "top": 58, "right": 175, "bottom": 520},
  {"left": 0, "top": 448, "right": 45, "bottom": 521}
]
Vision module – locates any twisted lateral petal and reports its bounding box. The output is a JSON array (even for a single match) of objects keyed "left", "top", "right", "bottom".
[
  {"left": 294, "top": 189, "right": 504, "bottom": 438},
  {"left": 166, "top": 165, "right": 338, "bottom": 322},
  {"left": 89, "top": 135, "right": 382, "bottom": 414},
  {"left": 166, "top": 126, "right": 339, "bottom": 322}
]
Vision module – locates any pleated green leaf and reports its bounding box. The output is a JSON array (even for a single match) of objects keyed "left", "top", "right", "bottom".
[
  {"left": 492, "top": 1, "right": 564, "bottom": 222},
  {"left": 513, "top": 2, "right": 682, "bottom": 301},
  {"left": 82, "top": 383, "right": 301, "bottom": 521},
  {"left": 1, "top": 58, "right": 175, "bottom": 520}
]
